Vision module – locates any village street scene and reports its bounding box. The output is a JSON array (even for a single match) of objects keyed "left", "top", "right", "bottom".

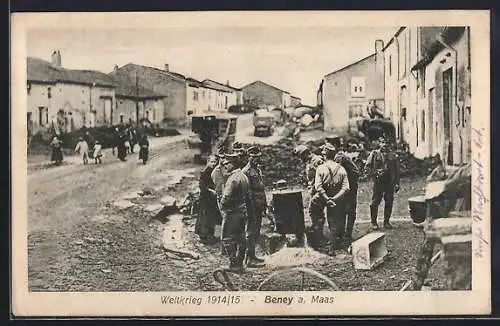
[{"left": 26, "top": 26, "right": 472, "bottom": 292}]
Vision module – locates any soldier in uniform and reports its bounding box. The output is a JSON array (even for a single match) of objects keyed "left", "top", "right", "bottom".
[
  {"left": 219, "top": 153, "right": 252, "bottom": 273},
  {"left": 312, "top": 142, "right": 350, "bottom": 256},
  {"left": 364, "top": 137, "right": 400, "bottom": 230},
  {"left": 232, "top": 141, "right": 248, "bottom": 168},
  {"left": 195, "top": 155, "right": 221, "bottom": 245},
  {"left": 242, "top": 146, "right": 267, "bottom": 267},
  {"left": 334, "top": 140, "right": 360, "bottom": 247},
  {"left": 211, "top": 152, "right": 227, "bottom": 204},
  {"left": 294, "top": 145, "right": 325, "bottom": 248}
]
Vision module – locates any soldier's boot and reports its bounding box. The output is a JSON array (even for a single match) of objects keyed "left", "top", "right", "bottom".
[
  {"left": 327, "top": 239, "right": 337, "bottom": 257},
  {"left": 370, "top": 205, "right": 380, "bottom": 230},
  {"left": 344, "top": 227, "right": 354, "bottom": 247},
  {"left": 232, "top": 242, "right": 246, "bottom": 273},
  {"left": 245, "top": 240, "right": 265, "bottom": 267},
  {"left": 384, "top": 201, "right": 394, "bottom": 229},
  {"left": 224, "top": 242, "right": 242, "bottom": 273}
]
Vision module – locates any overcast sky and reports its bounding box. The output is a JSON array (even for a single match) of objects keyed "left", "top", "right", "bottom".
[{"left": 27, "top": 26, "right": 398, "bottom": 104}]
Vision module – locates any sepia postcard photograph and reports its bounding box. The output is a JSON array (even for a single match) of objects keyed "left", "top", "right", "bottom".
[{"left": 11, "top": 10, "right": 491, "bottom": 317}]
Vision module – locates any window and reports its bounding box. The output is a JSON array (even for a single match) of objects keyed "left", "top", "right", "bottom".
[
  {"left": 27, "top": 82, "right": 31, "bottom": 95},
  {"left": 209, "top": 92, "right": 211, "bottom": 100},
  {"left": 202, "top": 90, "right": 205, "bottom": 99},
  {"left": 120, "top": 114, "right": 124, "bottom": 124},
  {"left": 193, "top": 91, "right": 198, "bottom": 101},
  {"left": 350, "top": 77, "right": 366, "bottom": 97},
  {"left": 47, "top": 87, "right": 52, "bottom": 99},
  {"left": 421, "top": 109, "right": 426, "bottom": 142},
  {"left": 38, "top": 106, "right": 48, "bottom": 126}
]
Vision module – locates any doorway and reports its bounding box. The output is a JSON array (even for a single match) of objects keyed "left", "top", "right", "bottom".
[
  {"left": 102, "top": 98, "right": 112, "bottom": 125},
  {"left": 442, "top": 68, "right": 453, "bottom": 165}
]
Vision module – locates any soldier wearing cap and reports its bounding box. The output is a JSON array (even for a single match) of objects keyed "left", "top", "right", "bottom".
[
  {"left": 232, "top": 141, "right": 248, "bottom": 168},
  {"left": 241, "top": 146, "right": 266, "bottom": 267},
  {"left": 219, "top": 153, "right": 252, "bottom": 273},
  {"left": 330, "top": 138, "right": 360, "bottom": 247},
  {"left": 294, "top": 144, "right": 325, "bottom": 248},
  {"left": 211, "top": 151, "right": 228, "bottom": 204},
  {"left": 312, "top": 142, "right": 350, "bottom": 256},
  {"left": 364, "top": 136, "right": 400, "bottom": 230}
]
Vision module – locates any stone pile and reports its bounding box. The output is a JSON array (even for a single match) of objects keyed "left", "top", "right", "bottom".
[{"left": 260, "top": 138, "right": 305, "bottom": 188}]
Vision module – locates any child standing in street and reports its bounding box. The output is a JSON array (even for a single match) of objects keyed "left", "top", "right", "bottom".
[
  {"left": 74, "top": 136, "right": 89, "bottom": 165},
  {"left": 93, "top": 140, "right": 103, "bottom": 164}
]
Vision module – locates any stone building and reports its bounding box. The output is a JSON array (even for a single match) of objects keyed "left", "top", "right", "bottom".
[
  {"left": 242, "top": 80, "right": 291, "bottom": 109},
  {"left": 110, "top": 68, "right": 166, "bottom": 126},
  {"left": 111, "top": 63, "right": 188, "bottom": 124},
  {"left": 384, "top": 26, "right": 471, "bottom": 164},
  {"left": 320, "top": 40, "right": 385, "bottom": 134},
  {"left": 27, "top": 51, "right": 116, "bottom": 135}
]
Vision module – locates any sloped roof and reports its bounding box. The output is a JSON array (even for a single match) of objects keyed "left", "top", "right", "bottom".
[
  {"left": 324, "top": 53, "right": 375, "bottom": 77},
  {"left": 202, "top": 79, "right": 242, "bottom": 92},
  {"left": 242, "top": 80, "right": 290, "bottom": 94},
  {"left": 27, "top": 57, "right": 115, "bottom": 87},
  {"left": 118, "top": 63, "right": 186, "bottom": 82},
  {"left": 109, "top": 70, "right": 165, "bottom": 99}
]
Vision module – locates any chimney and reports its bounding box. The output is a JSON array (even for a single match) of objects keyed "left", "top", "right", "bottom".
[
  {"left": 51, "top": 50, "right": 62, "bottom": 67},
  {"left": 114, "top": 64, "right": 119, "bottom": 71},
  {"left": 164, "top": 64, "right": 169, "bottom": 72},
  {"left": 226, "top": 80, "right": 230, "bottom": 86},
  {"left": 375, "top": 40, "right": 384, "bottom": 54}
]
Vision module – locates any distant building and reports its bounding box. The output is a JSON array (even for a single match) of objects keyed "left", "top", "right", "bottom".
[
  {"left": 110, "top": 67, "right": 166, "bottom": 126},
  {"left": 186, "top": 77, "right": 222, "bottom": 115},
  {"left": 320, "top": 40, "right": 385, "bottom": 134},
  {"left": 27, "top": 51, "right": 116, "bottom": 135},
  {"left": 202, "top": 79, "right": 243, "bottom": 110},
  {"left": 291, "top": 95, "right": 302, "bottom": 107},
  {"left": 242, "top": 80, "right": 291, "bottom": 109},
  {"left": 111, "top": 63, "right": 188, "bottom": 124},
  {"left": 385, "top": 26, "right": 471, "bottom": 164}
]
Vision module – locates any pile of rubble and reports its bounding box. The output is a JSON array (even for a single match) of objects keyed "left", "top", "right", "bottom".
[
  {"left": 260, "top": 138, "right": 305, "bottom": 188},
  {"left": 396, "top": 149, "right": 438, "bottom": 178}
]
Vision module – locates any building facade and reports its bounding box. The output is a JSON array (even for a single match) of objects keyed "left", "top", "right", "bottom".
[
  {"left": 321, "top": 40, "right": 385, "bottom": 134},
  {"left": 111, "top": 70, "right": 166, "bottom": 125},
  {"left": 202, "top": 79, "right": 242, "bottom": 111},
  {"left": 27, "top": 53, "right": 116, "bottom": 135},
  {"left": 384, "top": 26, "right": 471, "bottom": 164},
  {"left": 242, "top": 80, "right": 291, "bottom": 109},
  {"left": 291, "top": 95, "right": 302, "bottom": 107},
  {"left": 111, "top": 63, "right": 187, "bottom": 123}
]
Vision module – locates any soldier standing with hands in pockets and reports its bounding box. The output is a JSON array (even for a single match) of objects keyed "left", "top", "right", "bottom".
[{"left": 364, "top": 137, "right": 400, "bottom": 230}]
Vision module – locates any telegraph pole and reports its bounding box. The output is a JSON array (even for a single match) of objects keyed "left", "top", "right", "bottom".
[{"left": 135, "top": 72, "right": 139, "bottom": 126}]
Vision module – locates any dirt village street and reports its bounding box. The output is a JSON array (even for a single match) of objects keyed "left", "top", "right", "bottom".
[{"left": 27, "top": 113, "right": 445, "bottom": 292}]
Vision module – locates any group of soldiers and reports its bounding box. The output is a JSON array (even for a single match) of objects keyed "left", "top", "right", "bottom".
[
  {"left": 195, "top": 141, "right": 267, "bottom": 273},
  {"left": 296, "top": 135, "right": 400, "bottom": 255},
  {"left": 195, "top": 135, "right": 402, "bottom": 272}
]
